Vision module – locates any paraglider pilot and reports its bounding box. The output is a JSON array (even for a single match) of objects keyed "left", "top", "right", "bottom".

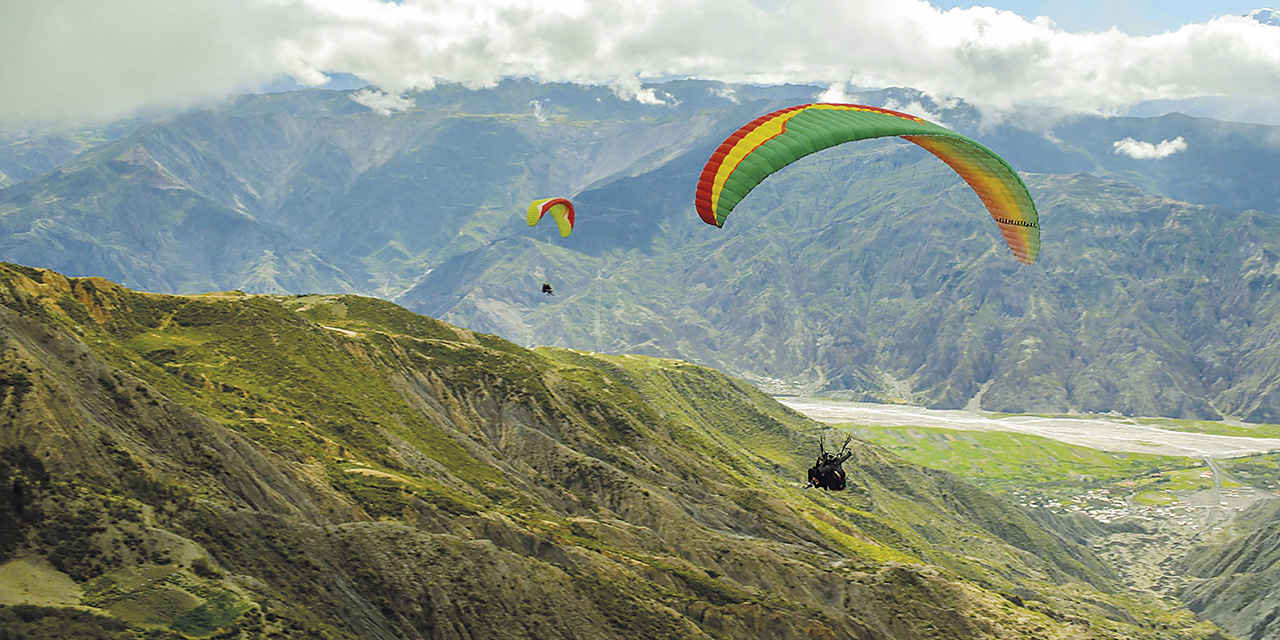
[
  {"left": 542, "top": 282, "right": 554, "bottom": 295},
  {"left": 807, "top": 434, "right": 852, "bottom": 491}
]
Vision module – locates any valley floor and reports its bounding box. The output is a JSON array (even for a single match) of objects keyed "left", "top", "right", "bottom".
[
  {"left": 781, "top": 396, "right": 1280, "bottom": 606},
  {"left": 777, "top": 397, "right": 1280, "bottom": 458},
  {"left": 1092, "top": 462, "right": 1275, "bottom": 599}
]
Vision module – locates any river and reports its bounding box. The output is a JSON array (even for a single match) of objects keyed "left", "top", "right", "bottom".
[{"left": 776, "top": 397, "right": 1280, "bottom": 458}]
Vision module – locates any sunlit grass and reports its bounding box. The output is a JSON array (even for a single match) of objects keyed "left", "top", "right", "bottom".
[{"left": 840, "top": 423, "right": 1207, "bottom": 508}]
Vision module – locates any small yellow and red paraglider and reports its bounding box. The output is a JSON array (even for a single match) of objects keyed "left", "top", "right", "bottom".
[{"left": 527, "top": 197, "right": 576, "bottom": 237}]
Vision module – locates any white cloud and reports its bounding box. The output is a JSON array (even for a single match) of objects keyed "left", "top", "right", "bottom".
[
  {"left": 710, "top": 86, "right": 739, "bottom": 103},
  {"left": 531, "top": 99, "right": 548, "bottom": 123},
  {"left": 881, "top": 98, "right": 945, "bottom": 125},
  {"left": 1112, "top": 136, "right": 1189, "bottom": 159},
  {"left": 349, "top": 88, "right": 414, "bottom": 115},
  {"left": 2, "top": 0, "right": 1277, "bottom": 125},
  {"left": 816, "top": 82, "right": 854, "bottom": 104},
  {"left": 610, "top": 76, "right": 676, "bottom": 106}
]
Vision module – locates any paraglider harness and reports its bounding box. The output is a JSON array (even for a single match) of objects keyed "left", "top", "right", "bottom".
[{"left": 807, "top": 434, "right": 852, "bottom": 491}]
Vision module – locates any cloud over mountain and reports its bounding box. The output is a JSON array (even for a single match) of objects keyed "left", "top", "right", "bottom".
[
  {"left": 2, "top": 0, "right": 1277, "bottom": 124},
  {"left": 1112, "top": 136, "right": 1189, "bottom": 159},
  {"left": 350, "top": 88, "right": 416, "bottom": 115}
]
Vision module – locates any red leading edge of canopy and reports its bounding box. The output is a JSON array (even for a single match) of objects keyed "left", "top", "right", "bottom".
[
  {"left": 695, "top": 105, "right": 805, "bottom": 226},
  {"left": 540, "top": 197, "right": 575, "bottom": 227},
  {"left": 695, "top": 103, "right": 926, "bottom": 226},
  {"left": 553, "top": 198, "right": 575, "bottom": 227}
]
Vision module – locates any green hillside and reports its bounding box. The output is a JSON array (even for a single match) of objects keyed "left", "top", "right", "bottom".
[
  {"left": 841, "top": 424, "right": 1205, "bottom": 504},
  {"left": 0, "top": 263, "right": 1227, "bottom": 639}
]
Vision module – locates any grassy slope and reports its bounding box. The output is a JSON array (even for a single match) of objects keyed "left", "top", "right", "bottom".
[
  {"left": 0, "top": 263, "right": 1228, "bottom": 639},
  {"left": 842, "top": 425, "right": 1210, "bottom": 503}
]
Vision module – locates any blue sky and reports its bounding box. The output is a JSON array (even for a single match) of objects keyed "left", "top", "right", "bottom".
[{"left": 927, "top": 0, "right": 1265, "bottom": 34}]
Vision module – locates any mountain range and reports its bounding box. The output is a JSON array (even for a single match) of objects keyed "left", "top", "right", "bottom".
[{"left": 1, "top": 80, "right": 1279, "bottom": 421}]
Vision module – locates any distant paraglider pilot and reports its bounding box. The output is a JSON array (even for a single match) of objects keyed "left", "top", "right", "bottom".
[
  {"left": 807, "top": 434, "right": 853, "bottom": 491},
  {"left": 542, "top": 282, "right": 554, "bottom": 295}
]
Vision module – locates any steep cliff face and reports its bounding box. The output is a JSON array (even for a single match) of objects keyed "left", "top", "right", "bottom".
[{"left": 0, "top": 263, "right": 1222, "bottom": 639}]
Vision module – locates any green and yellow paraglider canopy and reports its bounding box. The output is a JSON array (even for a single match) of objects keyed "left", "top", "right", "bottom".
[
  {"left": 694, "top": 103, "right": 1040, "bottom": 264},
  {"left": 527, "top": 197, "right": 576, "bottom": 237}
]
